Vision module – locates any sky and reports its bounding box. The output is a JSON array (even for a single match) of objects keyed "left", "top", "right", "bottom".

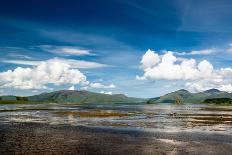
[{"left": 0, "top": 0, "right": 232, "bottom": 98}]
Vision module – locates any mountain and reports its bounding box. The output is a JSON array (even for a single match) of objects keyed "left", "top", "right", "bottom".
[
  {"left": 203, "top": 88, "right": 221, "bottom": 93},
  {"left": 147, "top": 89, "right": 232, "bottom": 104},
  {"left": 0, "top": 95, "right": 17, "bottom": 100},
  {"left": 27, "top": 90, "right": 144, "bottom": 104},
  {"left": 2, "top": 89, "right": 231, "bottom": 105}
]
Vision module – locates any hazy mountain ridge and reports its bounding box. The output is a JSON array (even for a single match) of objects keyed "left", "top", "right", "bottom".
[
  {"left": 20, "top": 90, "right": 145, "bottom": 104},
  {"left": 148, "top": 89, "right": 232, "bottom": 104},
  {"left": 0, "top": 90, "right": 144, "bottom": 104}
]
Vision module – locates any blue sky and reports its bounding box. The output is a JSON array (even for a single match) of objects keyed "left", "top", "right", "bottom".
[{"left": 0, "top": 0, "right": 232, "bottom": 98}]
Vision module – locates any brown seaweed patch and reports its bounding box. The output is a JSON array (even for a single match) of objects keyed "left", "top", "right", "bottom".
[
  {"left": 54, "top": 110, "right": 130, "bottom": 117},
  {"left": 185, "top": 115, "right": 232, "bottom": 127},
  {"left": 168, "top": 113, "right": 232, "bottom": 118},
  {"left": 186, "top": 116, "right": 232, "bottom": 127},
  {"left": 201, "top": 107, "right": 232, "bottom": 111},
  {"left": 192, "top": 117, "right": 232, "bottom": 122},
  {"left": 175, "top": 113, "right": 232, "bottom": 117}
]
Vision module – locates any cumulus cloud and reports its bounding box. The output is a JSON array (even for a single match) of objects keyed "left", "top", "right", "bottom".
[
  {"left": 140, "top": 49, "right": 160, "bottom": 69},
  {"left": 137, "top": 49, "right": 232, "bottom": 92},
  {"left": 68, "top": 85, "right": 75, "bottom": 90},
  {"left": 3, "top": 57, "right": 110, "bottom": 69},
  {"left": 0, "top": 59, "right": 116, "bottom": 90},
  {"left": 39, "top": 45, "right": 94, "bottom": 56},
  {"left": 175, "top": 49, "right": 215, "bottom": 55},
  {"left": 0, "top": 59, "right": 88, "bottom": 89},
  {"left": 99, "top": 91, "right": 113, "bottom": 95},
  {"left": 90, "top": 83, "right": 116, "bottom": 89}
]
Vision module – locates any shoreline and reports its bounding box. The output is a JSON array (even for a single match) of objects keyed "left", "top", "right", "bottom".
[{"left": 0, "top": 122, "right": 232, "bottom": 155}]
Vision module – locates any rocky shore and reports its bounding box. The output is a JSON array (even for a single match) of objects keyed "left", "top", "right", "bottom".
[{"left": 0, "top": 122, "right": 232, "bottom": 155}]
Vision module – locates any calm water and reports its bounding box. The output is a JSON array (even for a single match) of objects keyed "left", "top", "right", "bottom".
[{"left": 0, "top": 103, "right": 232, "bottom": 134}]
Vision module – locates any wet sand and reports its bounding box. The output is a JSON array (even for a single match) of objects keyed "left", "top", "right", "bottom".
[{"left": 0, "top": 122, "right": 232, "bottom": 155}]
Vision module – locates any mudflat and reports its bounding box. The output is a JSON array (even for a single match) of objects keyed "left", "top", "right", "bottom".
[{"left": 0, "top": 122, "right": 232, "bottom": 155}]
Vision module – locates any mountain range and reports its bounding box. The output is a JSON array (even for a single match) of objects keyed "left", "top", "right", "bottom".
[
  {"left": 1, "top": 88, "right": 232, "bottom": 104},
  {"left": 147, "top": 89, "right": 232, "bottom": 104},
  {"left": 0, "top": 90, "right": 144, "bottom": 104}
]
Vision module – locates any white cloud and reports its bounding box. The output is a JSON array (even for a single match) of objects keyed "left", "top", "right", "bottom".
[
  {"left": 60, "top": 48, "right": 92, "bottom": 56},
  {"left": 68, "top": 85, "right": 75, "bottom": 90},
  {"left": 186, "top": 78, "right": 232, "bottom": 93},
  {"left": 49, "top": 58, "right": 110, "bottom": 69},
  {"left": 227, "top": 43, "right": 232, "bottom": 54},
  {"left": 79, "top": 83, "right": 116, "bottom": 90},
  {"left": 79, "top": 83, "right": 115, "bottom": 90},
  {"left": 135, "top": 75, "right": 146, "bottom": 80},
  {"left": 100, "top": 91, "right": 112, "bottom": 95},
  {"left": 140, "top": 49, "right": 160, "bottom": 69},
  {"left": 137, "top": 49, "right": 232, "bottom": 92},
  {"left": 0, "top": 59, "right": 88, "bottom": 89},
  {"left": 90, "top": 83, "right": 116, "bottom": 89},
  {"left": 2, "top": 60, "right": 41, "bottom": 66},
  {"left": 0, "top": 58, "right": 116, "bottom": 90},
  {"left": 39, "top": 45, "right": 94, "bottom": 56},
  {"left": 3, "top": 57, "right": 110, "bottom": 69},
  {"left": 220, "top": 84, "right": 232, "bottom": 92},
  {"left": 7, "top": 53, "right": 33, "bottom": 59},
  {"left": 175, "top": 49, "right": 215, "bottom": 55},
  {"left": 80, "top": 86, "right": 88, "bottom": 90}
]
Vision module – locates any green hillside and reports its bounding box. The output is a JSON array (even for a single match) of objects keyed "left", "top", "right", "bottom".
[
  {"left": 0, "top": 90, "right": 144, "bottom": 104},
  {"left": 28, "top": 90, "right": 144, "bottom": 104},
  {"left": 147, "top": 89, "right": 232, "bottom": 104}
]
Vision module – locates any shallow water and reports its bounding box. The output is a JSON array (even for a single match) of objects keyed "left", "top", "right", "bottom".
[{"left": 0, "top": 103, "right": 232, "bottom": 134}]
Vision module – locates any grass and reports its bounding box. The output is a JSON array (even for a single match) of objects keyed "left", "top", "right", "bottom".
[{"left": 0, "top": 100, "right": 40, "bottom": 104}]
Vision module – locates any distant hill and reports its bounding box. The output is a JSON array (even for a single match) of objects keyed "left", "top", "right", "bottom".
[
  {"left": 27, "top": 90, "right": 145, "bottom": 104},
  {"left": 0, "top": 90, "right": 144, "bottom": 104},
  {"left": 147, "top": 89, "right": 232, "bottom": 104},
  {"left": 0, "top": 95, "right": 17, "bottom": 100},
  {"left": 2, "top": 89, "right": 232, "bottom": 105}
]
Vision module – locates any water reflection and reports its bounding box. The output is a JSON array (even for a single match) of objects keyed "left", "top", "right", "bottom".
[{"left": 0, "top": 103, "right": 232, "bottom": 134}]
